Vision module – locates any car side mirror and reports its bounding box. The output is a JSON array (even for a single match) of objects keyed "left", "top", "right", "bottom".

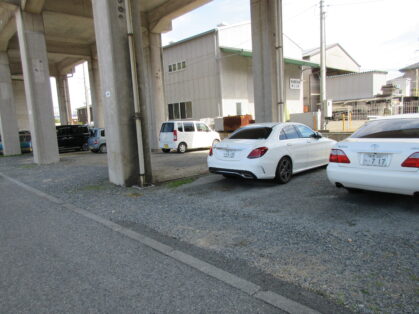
[{"left": 311, "top": 132, "right": 322, "bottom": 139}]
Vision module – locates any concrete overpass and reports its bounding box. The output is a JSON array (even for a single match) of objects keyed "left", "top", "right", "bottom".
[{"left": 0, "top": 0, "right": 285, "bottom": 187}]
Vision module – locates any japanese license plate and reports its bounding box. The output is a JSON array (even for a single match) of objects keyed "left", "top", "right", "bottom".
[
  {"left": 224, "top": 150, "right": 235, "bottom": 158},
  {"left": 362, "top": 153, "right": 389, "bottom": 167},
  {"left": 164, "top": 144, "right": 169, "bottom": 149}
]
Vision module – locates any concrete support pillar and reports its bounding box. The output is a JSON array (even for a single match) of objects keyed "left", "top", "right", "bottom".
[
  {"left": 15, "top": 10, "right": 59, "bottom": 164},
  {"left": 56, "top": 75, "right": 70, "bottom": 125},
  {"left": 87, "top": 61, "right": 98, "bottom": 127},
  {"left": 92, "top": 0, "right": 140, "bottom": 186},
  {"left": 63, "top": 77, "right": 72, "bottom": 124},
  {"left": 149, "top": 32, "right": 166, "bottom": 150},
  {"left": 251, "top": 0, "right": 282, "bottom": 122},
  {"left": 0, "top": 52, "right": 21, "bottom": 155},
  {"left": 89, "top": 56, "right": 105, "bottom": 128}
]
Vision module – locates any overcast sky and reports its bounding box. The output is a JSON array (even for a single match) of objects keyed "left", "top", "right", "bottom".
[{"left": 162, "top": 0, "right": 419, "bottom": 76}]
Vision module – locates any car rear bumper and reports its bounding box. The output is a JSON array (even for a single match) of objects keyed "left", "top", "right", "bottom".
[
  {"left": 327, "top": 164, "right": 419, "bottom": 195},
  {"left": 207, "top": 157, "right": 274, "bottom": 179},
  {"left": 159, "top": 143, "right": 177, "bottom": 150}
]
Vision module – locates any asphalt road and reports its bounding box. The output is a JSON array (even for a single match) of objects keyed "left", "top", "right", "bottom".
[{"left": 0, "top": 176, "right": 280, "bottom": 313}]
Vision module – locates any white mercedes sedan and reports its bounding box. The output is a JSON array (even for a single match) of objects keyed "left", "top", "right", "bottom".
[
  {"left": 208, "top": 122, "right": 336, "bottom": 183},
  {"left": 327, "top": 114, "right": 419, "bottom": 196}
]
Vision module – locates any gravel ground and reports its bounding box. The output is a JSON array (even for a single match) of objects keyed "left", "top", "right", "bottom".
[{"left": 1, "top": 152, "right": 418, "bottom": 313}]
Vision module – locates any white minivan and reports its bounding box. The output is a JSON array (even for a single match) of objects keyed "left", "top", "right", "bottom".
[{"left": 159, "top": 120, "right": 221, "bottom": 153}]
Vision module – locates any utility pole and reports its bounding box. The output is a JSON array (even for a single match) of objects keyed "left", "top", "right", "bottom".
[
  {"left": 275, "top": 0, "right": 285, "bottom": 122},
  {"left": 319, "top": 0, "right": 327, "bottom": 129}
]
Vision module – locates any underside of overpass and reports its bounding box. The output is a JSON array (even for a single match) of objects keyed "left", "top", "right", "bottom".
[{"left": 0, "top": 0, "right": 285, "bottom": 187}]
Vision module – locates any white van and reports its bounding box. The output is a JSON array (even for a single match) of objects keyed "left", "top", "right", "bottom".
[{"left": 159, "top": 120, "right": 221, "bottom": 153}]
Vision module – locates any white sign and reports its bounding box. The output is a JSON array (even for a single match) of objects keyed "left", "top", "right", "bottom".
[{"left": 290, "top": 78, "right": 300, "bottom": 90}]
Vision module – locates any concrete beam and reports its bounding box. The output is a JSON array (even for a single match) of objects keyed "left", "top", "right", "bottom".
[
  {"left": 0, "top": 16, "right": 16, "bottom": 51},
  {"left": 147, "top": 0, "right": 212, "bottom": 33},
  {"left": 8, "top": 42, "right": 92, "bottom": 59},
  {"left": 55, "top": 57, "right": 84, "bottom": 75},
  {"left": 22, "top": 0, "right": 45, "bottom": 14}
]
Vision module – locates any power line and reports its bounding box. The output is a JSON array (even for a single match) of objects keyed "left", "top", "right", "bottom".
[{"left": 328, "top": 0, "right": 387, "bottom": 6}]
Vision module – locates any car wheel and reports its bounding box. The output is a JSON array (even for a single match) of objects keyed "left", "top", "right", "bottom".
[
  {"left": 345, "top": 187, "right": 362, "bottom": 193},
  {"left": 212, "top": 139, "right": 220, "bottom": 146},
  {"left": 275, "top": 157, "right": 293, "bottom": 184},
  {"left": 177, "top": 142, "right": 187, "bottom": 153},
  {"left": 162, "top": 148, "right": 171, "bottom": 153},
  {"left": 99, "top": 144, "right": 107, "bottom": 153}
]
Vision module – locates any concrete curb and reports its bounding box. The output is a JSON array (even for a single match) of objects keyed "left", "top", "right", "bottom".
[{"left": 0, "top": 171, "right": 321, "bottom": 314}]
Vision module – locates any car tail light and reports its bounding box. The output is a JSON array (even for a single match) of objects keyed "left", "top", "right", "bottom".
[
  {"left": 329, "top": 149, "right": 350, "bottom": 163},
  {"left": 173, "top": 130, "right": 177, "bottom": 141},
  {"left": 401, "top": 152, "right": 419, "bottom": 168},
  {"left": 247, "top": 147, "right": 268, "bottom": 159},
  {"left": 209, "top": 147, "right": 213, "bottom": 156},
  {"left": 94, "top": 140, "right": 98, "bottom": 145}
]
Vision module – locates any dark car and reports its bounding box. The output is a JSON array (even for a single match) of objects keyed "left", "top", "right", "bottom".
[{"left": 56, "top": 125, "right": 89, "bottom": 152}]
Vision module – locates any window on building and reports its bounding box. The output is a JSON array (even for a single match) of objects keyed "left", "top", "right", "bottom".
[
  {"left": 167, "top": 102, "right": 193, "bottom": 120},
  {"left": 236, "top": 102, "right": 242, "bottom": 115},
  {"left": 168, "top": 61, "right": 186, "bottom": 73}
]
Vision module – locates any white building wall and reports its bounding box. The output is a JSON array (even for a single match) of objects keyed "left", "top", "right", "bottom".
[
  {"left": 163, "top": 32, "right": 220, "bottom": 120},
  {"left": 285, "top": 63, "right": 304, "bottom": 115},
  {"left": 388, "top": 77, "right": 411, "bottom": 96},
  {"left": 327, "top": 72, "right": 387, "bottom": 101},
  {"left": 219, "top": 53, "right": 254, "bottom": 117},
  {"left": 12, "top": 80, "right": 30, "bottom": 130},
  {"left": 308, "top": 45, "right": 360, "bottom": 72}
]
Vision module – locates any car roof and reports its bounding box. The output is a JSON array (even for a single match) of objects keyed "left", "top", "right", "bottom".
[
  {"left": 240, "top": 122, "right": 282, "bottom": 128},
  {"left": 375, "top": 113, "right": 419, "bottom": 120},
  {"left": 163, "top": 120, "right": 203, "bottom": 123}
]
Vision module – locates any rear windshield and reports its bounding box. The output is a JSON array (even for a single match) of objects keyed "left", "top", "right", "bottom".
[
  {"left": 160, "top": 123, "right": 174, "bottom": 132},
  {"left": 230, "top": 127, "right": 272, "bottom": 140},
  {"left": 351, "top": 118, "right": 419, "bottom": 138}
]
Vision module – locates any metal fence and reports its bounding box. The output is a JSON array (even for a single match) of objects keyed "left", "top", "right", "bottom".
[{"left": 327, "top": 100, "right": 419, "bottom": 132}]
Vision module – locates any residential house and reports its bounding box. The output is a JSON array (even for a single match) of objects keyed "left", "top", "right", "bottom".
[{"left": 399, "top": 62, "right": 419, "bottom": 97}]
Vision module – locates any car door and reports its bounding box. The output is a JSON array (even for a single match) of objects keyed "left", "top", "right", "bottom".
[
  {"left": 182, "top": 122, "right": 195, "bottom": 148},
  {"left": 294, "top": 124, "right": 328, "bottom": 167},
  {"left": 195, "top": 122, "right": 212, "bottom": 147},
  {"left": 279, "top": 125, "right": 307, "bottom": 172}
]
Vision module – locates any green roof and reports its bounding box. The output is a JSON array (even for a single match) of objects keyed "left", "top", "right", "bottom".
[{"left": 220, "top": 46, "right": 319, "bottom": 68}]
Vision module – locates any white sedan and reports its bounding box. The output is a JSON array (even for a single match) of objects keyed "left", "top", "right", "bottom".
[
  {"left": 327, "top": 114, "right": 419, "bottom": 196},
  {"left": 208, "top": 122, "right": 336, "bottom": 183}
]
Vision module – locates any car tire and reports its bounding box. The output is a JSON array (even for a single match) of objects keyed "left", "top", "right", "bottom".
[
  {"left": 162, "top": 148, "right": 171, "bottom": 153},
  {"left": 177, "top": 142, "right": 187, "bottom": 153},
  {"left": 212, "top": 139, "right": 220, "bottom": 146},
  {"left": 99, "top": 144, "right": 107, "bottom": 153},
  {"left": 222, "top": 174, "right": 235, "bottom": 179},
  {"left": 345, "top": 187, "right": 362, "bottom": 193},
  {"left": 275, "top": 157, "right": 293, "bottom": 184}
]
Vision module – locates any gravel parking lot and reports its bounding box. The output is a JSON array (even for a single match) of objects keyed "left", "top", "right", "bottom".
[{"left": 0, "top": 152, "right": 417, "bottom": 313}]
